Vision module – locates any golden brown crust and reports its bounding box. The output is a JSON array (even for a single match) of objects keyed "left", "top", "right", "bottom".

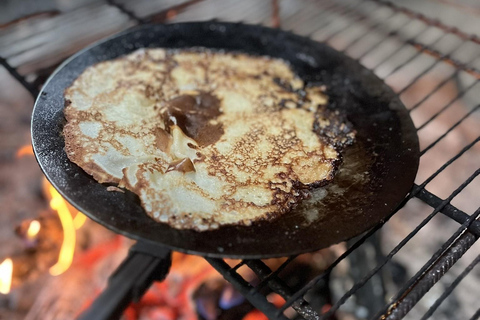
[{"left": 63, "top": 48, "right": 355, "bottom": 231}]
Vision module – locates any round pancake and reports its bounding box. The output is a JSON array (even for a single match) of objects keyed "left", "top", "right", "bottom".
[{"left": 63, "top": 48, "right": 354, "bottom": 231}]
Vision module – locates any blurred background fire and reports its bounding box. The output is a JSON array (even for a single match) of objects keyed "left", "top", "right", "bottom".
[{"left": 1, "top": 0, "right": 479, "bottom": 320}]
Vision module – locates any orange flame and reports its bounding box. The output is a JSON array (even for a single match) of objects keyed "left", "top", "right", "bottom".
[
  {"left": 0, "top": 258, "right": 13, "bottom": 294},
  {"left": 16, "top": 144, "right": 34, "bottom": 158},
  {"left": 26, "top": 220, "right": 41, "bottom": 240},
  {"left": 48, "top": 185, "right": 76, "bottom": 276}
]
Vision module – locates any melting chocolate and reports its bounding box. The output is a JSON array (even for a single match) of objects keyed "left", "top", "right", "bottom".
[
  {"left": 155, "top": 127, "right": 171, "bottom": 152},
  {"left": 166, "top": 157, "right": 196, "bottom": 173},
  {"left": 164, "top": 92, "right": 224, "bottom": 146}
]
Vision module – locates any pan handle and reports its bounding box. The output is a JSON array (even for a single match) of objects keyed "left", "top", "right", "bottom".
[{"left": 77, "top": 241, "right": 172, "bottom": 320}]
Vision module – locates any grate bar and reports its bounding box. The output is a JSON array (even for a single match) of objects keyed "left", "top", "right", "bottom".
[
  {"left": 420, "top": 253, "right": 480, "bottom": 320},
  {"left": 253, "top": 255, "right": 298, "bottom": 292},
  {"left": 148, "top": 0, "right": 205, "bottom": 24},
  {"left": 322, "top": 5, "right": 385, "bottom": 43},
  {"left": 245, "top": 260, "right": 320, "bottom": 320},
  {"left": 406, "top": 40, "right": 480, "bottom": 80},
  {"left": 415, "top": 187, "right": 480, "bottom": 237},
  {"left": 336, "top": 10, "right": 399, "bottom": 54},
  {"left": 374, "top": 170, "right": 480, "bottom": 319},
  {"left": 471, "top": 308, "right": 480, "bottom": 320},
  {"left": 406, "top": 49, "right": 480, "bottom": 112},
  {"left": 282, "top": 1, "right": 338, "bottom": 36},
  {"left": 0, "top": 56, "right": 38, "bottom": 97},
  {"left": 305, "top": 1, "right": 364, "bottom": 38},
  {"left": 206, "top": 258, "right": 289, "bottom": 320},
  {"left": 349, "top": 15, "right": 414, "bottom": 60},
  {"left": 384, "top": 232, "right": 478, "bottom": 320},
  {"left": 408, "top": 69, "right": 459, "bottom": 113},
  {"left": 418, "top": 136, "right": 480, "bottom": 187},
  {"left": 419, "top": 106, "right": 480, "bottom": 156},
  {"left": 380, "top": 32, "right": 448, "bottom": 80},
  {"left": 278, "top": 132, "right": 479, "bottom": 314},
  {"left": 319, "top": 170, "right": 480, "bottom": 320},
  {"left": 106, "top": 0, "right": 147, "bottom": 24},
  {"left": 397, "top": 41, "right": 470, "bottom": 95},
  {"left": 368, "top": 23, "right": 431, "bottom": 72},
  {"left": 380, "top": 203, "right": 480, "bottom": 320},
  {"left": 416, "top": 80, "right": 479, "bottom": 131},
  {"left": 371, "top": 0, "right": 480, "bottom": 45},
  {"left": 0, "top": 2, "right": 108, "bottom": 48}
]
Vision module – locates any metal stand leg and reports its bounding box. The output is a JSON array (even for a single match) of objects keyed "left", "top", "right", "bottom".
[{"left": 78, "top": 242, "right": 172, "bottom": 320}]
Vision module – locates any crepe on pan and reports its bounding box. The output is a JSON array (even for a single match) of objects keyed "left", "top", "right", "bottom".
[{"left": 63, "top": 48, "right": 354, "bottom": 231}]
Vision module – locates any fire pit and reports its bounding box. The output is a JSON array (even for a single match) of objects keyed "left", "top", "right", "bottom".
[{"left": 1, "top": 1, "right": 479, "bottom": 319}]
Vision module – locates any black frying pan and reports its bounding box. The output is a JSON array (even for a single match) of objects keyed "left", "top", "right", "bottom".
[{"left": 31, "top": 22, "right": 419, "bottom": 259}]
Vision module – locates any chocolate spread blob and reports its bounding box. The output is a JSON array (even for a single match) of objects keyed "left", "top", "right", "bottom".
[{"left": 163, "top": 92, "right": 224, "bottom": 147}]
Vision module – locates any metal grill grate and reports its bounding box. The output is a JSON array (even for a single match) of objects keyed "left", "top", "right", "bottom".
[{"left": 1, "top": 0, "right": 479, "bottom": 319}]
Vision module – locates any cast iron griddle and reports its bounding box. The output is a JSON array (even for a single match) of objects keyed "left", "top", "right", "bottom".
[{"left": 31, "top": 22, "right": 419, "bottom": 258}]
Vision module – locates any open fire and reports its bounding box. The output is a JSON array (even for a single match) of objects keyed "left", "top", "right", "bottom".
[
  {"left": 0, "top": 259, "right": 13, "bottom": 295},
  {"left": 26, "top": 221, "right": 41, "bottom": 241},
  {"left": 1, "top": 144, "right": 89, "bottom": 292},
  {"left": 2, "top": 143, "right": 315, "bottom": 320},
  {"left": 46, "top": 182, "right": 87, "bottom": 276}
]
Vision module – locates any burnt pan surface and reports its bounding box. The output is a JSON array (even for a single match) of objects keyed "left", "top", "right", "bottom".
[{"left": 32, "top": 22, "right": 419, "bottom": 258}]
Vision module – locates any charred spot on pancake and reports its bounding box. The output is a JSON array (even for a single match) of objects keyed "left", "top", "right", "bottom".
[
  {"left": 314, "top": 105, "right": 356, "bottom": 150},
  {"left": 63, "top": 48, "right": 356, "bottom": 231}
]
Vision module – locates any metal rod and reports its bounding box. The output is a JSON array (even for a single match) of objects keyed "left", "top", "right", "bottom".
[
  {"left": 106, "top": 0, "right": 146, "bottom": 24},
  {"left": 0, "top": 56, "right": 38, "bottom": 97},
  {"left": 370, "top": 0, "right": 480, "bottom": 45},
  {"left": 418, "top": 136, "right": 480, "bottom": 188},
  {"left": 320, "top": 170, "right": 480, "bottom": 320},
  {"left": 246, "top": 260, "right": 320, "bottom": 320},
  {"left": 408, "top": 52, "right": 480, "bottom": 113},
  {"left": 420, "top": 106, "right": 480, "bottom": 156},
  {"left": 354, "top": 17, "right": 417, "bottom": 61},
  {"left": 405, "top": 41, "right": 480, "bottom": 80},
  {"left": 384, "top": 232, "right": 478, "bottom": 320},
  {"left": 380, "top": 203, "right": 480, "bottom": 320},
  {"left": 374, "top": 172, "right": 480, "bottom": 319},
  {"left": 396, "top": 41, "right": 469, "bottom": 95},
  {"left": 470, "top": 308, "right": 480, "bottom": 320},
  {"left": 206, "top": 258, "right": 289, "bottom": 320},
  {"left": 78, "top": 242, "right": 171, "bottom": 320},
  {"left": 254, "top": 255, "right": 298, "bottom": 292},
  {"left": 417, "top": 80, "right": 479, "bottom": 131},
  {"left": 306, "top": 1, "right": 364, "bottom": 38},
  {"left": 408, "top": 70, "right": 459, "bottom": 113},
  {"left": 148, "top": 0, "right": 205, "bottom": 24},
  {"left": 0, "top": 2, "right": 106, "bottom": 49},
  {"left": 379, "top": 32, "right": 448, "bottom": 80},
  {"left": 415, "top": 187, "right": 480, "bottom": 237},
  {"left": 280, "top": 1, "right": 337, "bottom": 35},
  {"left": 368, "top": 24, "right": 431, "bottom": 71},
  {"left": 334, "top": 9, "right": 399, "bottom": 52},
  {"left": 279, "top": 137, "right": 479, "bottom": 313},
  {"left": 323, "top": 4, "right": 383, "bottom": 43},
  {"left": 421, "top": 254, "right": 480, "bottom": 320}
]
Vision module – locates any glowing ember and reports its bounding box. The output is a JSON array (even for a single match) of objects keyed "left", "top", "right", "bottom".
[
  {"left": 48, "top": 185, "right": 76, "bottom": 276},
  {"left": 0, "top": 258, "right": 13, "bottom": 295},
  {"left": 26, "top": 220, "right": 41, "bottom": 239}
]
